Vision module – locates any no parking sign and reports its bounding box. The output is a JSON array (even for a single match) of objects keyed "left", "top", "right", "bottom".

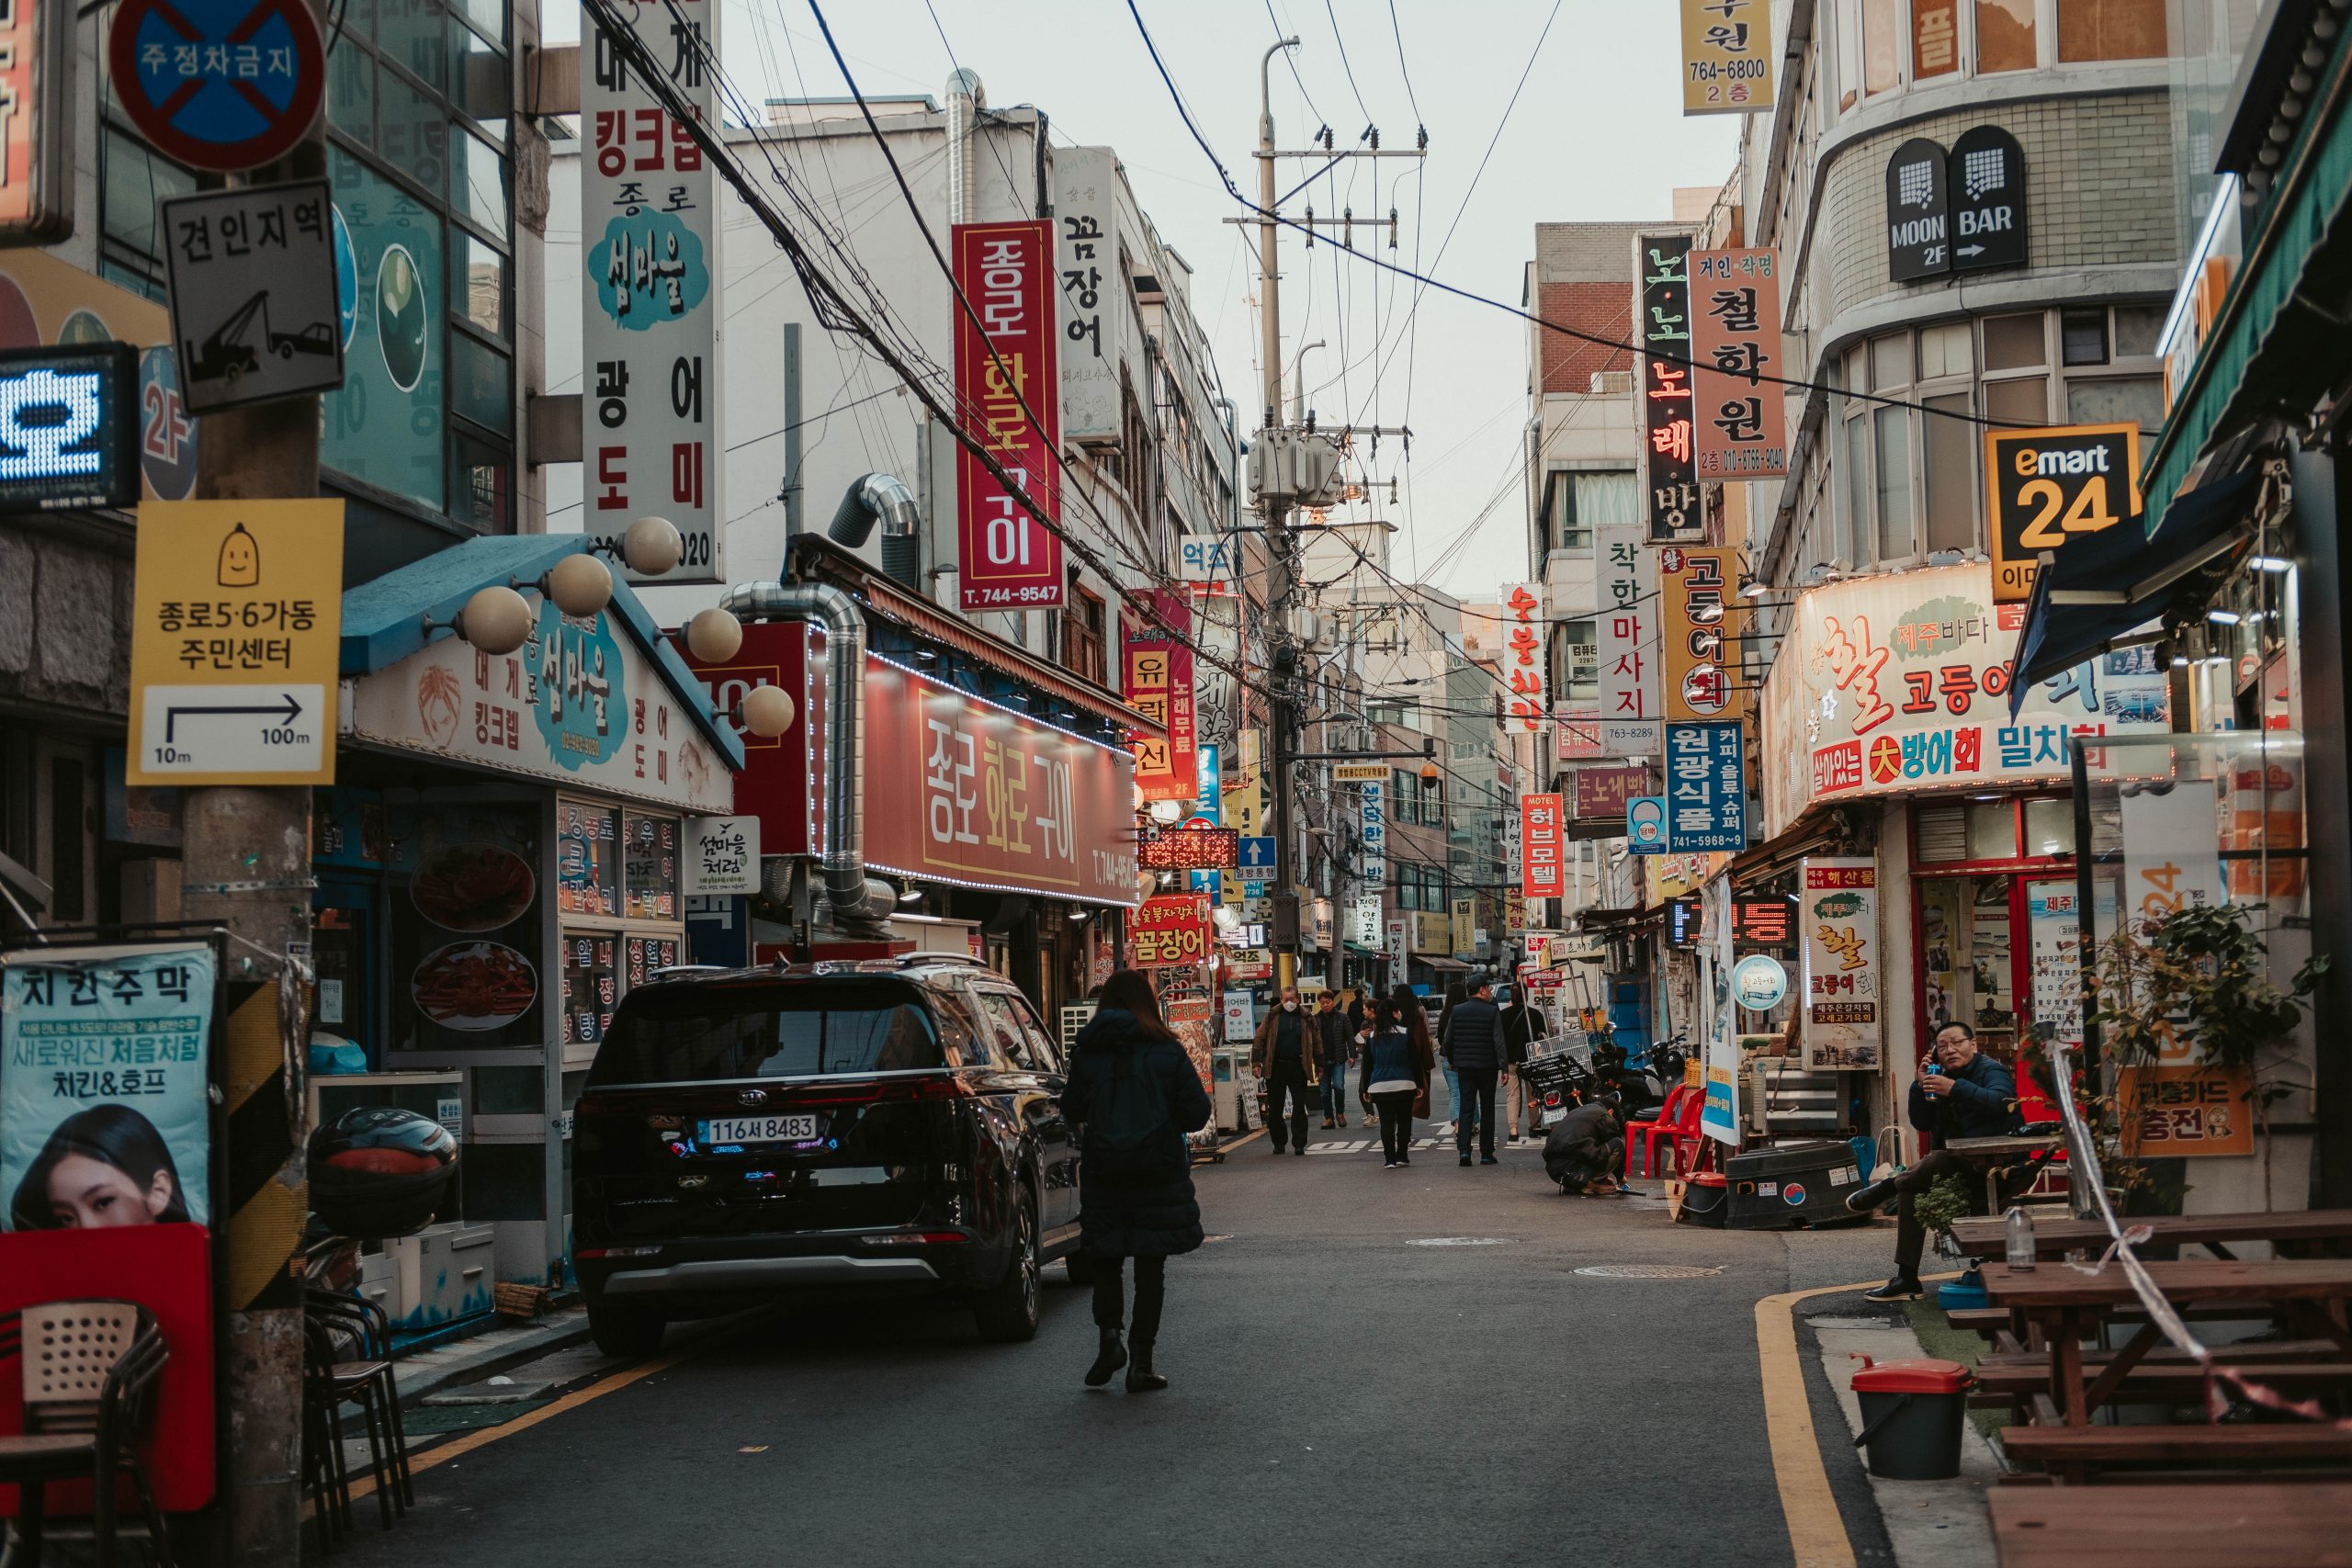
[{"left": 109, "top": 0, "right": 325, "bottom": 174}]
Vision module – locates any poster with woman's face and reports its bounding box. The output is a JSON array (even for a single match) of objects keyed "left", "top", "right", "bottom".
[{"left": 0, "top": 944, "right": 213, "bottom": 1231}]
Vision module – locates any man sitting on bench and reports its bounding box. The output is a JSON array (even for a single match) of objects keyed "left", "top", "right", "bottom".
[{"left": 1846, "top": 1021, "right": 2023, "bottom": 1302}]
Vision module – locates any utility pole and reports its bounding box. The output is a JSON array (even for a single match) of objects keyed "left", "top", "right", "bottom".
[{"left": 177, "top": 16, "right": 329, "bottom": 1559}]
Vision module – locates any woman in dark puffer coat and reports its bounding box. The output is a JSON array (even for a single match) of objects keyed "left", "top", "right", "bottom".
[{"left": 1061, "top": 969, "right": 1213, "bottom": 1393}]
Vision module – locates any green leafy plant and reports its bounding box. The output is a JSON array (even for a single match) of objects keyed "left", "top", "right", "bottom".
[
  {"left": 2086, "top": 902, "right": 2326, "bottom": 1104},
  {"left": 1911, "top": 1174, "right": 1974, "bottom": 1249}
]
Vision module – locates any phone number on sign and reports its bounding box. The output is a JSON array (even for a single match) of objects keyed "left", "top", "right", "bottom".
[{"left": 966, "top": 584, "right": 1062, "bottom": 606}]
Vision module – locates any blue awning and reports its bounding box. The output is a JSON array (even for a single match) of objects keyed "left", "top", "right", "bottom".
[
  {"left": 2006, "top": 469, "right": 2261, "bottom": 716},
  {"left": 338, "top": 536, "right": 744, "bottom": 768}
]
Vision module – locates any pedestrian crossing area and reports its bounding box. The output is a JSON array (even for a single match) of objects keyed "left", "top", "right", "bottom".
[{"left": 1282, "top": 1132, "right": 1551, "bottom": 1156}]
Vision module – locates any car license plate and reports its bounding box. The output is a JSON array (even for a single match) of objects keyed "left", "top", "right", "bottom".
[
  {"left": 1541, "top": 1106, "right": 1567, "bottom": 1126},
  {"left": 698, "top": 1114, "right": 818, "bottom": 1145}
]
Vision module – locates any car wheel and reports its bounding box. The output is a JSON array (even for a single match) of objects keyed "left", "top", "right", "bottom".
[
  {"left": 973, "top": 1195, "right": 1041, "bottom": 1342},
  {"left": 586, "top": 1292, "right": 667, "bottom": 1358}
]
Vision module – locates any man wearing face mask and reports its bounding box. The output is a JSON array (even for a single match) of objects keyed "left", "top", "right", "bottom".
[{"left": 1251, "top": 986, "right": 1318, "bottom": 1156}]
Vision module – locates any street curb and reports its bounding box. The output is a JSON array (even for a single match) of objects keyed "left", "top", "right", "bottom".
[{"left": 390, "top": 1315, "right": 596, "bottom": 1411}]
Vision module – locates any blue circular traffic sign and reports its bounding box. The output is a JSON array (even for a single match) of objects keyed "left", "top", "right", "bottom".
[{"left": 110, "top": 0, "right": 325, "bottom": 174}]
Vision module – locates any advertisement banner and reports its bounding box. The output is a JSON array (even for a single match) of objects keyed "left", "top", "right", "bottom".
[
  {"left": 1132, "top": 894, "right": 1212, "bottom": 969},
  {"left": 1659, "top": 546, "right": 1738, "bottom": 723},
  {"left": 1123, "top": 589, "right": 1197, "bottom": 801},
  {"left": 1628, "top": 795, "right": 1668, "bottom": 853},
  {"left": 1520, "top": 793, "right": 1566, "bottom": 898},
  {"left": 1357, "top": 773, "right": 1388, "bottom": 891},
  {"left": 682, "top": 815, "right": 759, "bottom": 896},
  {"left": 1555, "top": 704, "right": 1604, "bottom": 761},
  {"left": 1634, "top": 234, "right": 1702, "bottom": 541},
  {"left": 1801, "top": 858, "right": 1882, "bottom": 1071},
  {"left": 952, "top": 220, "right": 1063, "bottom": 611},
  {"left": 1572, "top": 765, "right": 1649, "bottom": 824},
  {"left": 1665, "top": 721, "right": 1745, "bottom": 852},
  {"left": 2, "top": 943, "right": 215, "bottom": 1229},
  {"left": 1679, "top": 0, "right": 1774, "bottom": 115},
  {"left": 1347, "top": 896, "right": 1383, "bottom": 951},
  {"left": 1500, "top": 582, "right": 1545, "bottom": 734},
  {"left": 582, "top": 0, "right": 724, "bottom": 581},
  {"left": 1598, "top": 522, "right": 1661, "bottom": 754},
  {"left": 1984, "top": 423, "right": 2143, "bottom": 604},
  {"left": 2119, "top": 1065, "right": 2255, "bottom": 1157},
  {"left": 1700, "top": 886, "right": 1741, "bottom": 1145},
  {"left": 1385, "top": 917, "right": 1408, "bottom": 989},
  {"left": 1053, "top": 149, "right": 1125, "bottom": 441},
  {"left": 1689, "top": 248, "right": 1786, "bottom": 479},
  {"left": 1756, "top": 563, "right": 2172, "bottom": 836},
  {"left": 1222, "top": 991, "right": 1256, "bottom": 1043}
]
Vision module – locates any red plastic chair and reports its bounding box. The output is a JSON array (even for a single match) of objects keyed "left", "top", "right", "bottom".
[
  {"left": 1623, "top": 1084, "right": 1690, "bottom": 1179},
  {"left": 1652, "top": 1088, "right": 1708, "bottom": 1179}
]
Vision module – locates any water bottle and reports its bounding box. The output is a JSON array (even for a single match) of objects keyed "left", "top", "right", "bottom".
[{"left": 2004, "top": 1204, "right": 2038, "bottom": 1270}]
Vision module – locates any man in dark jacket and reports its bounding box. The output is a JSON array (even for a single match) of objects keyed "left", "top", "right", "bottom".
[
  {"left": 1498, "top": 989, "right": 1541, "bottom": 1142},
  {"left": 1440, "top": 979, "right": 1505, "bottom": 1166},
  {"left": 1844, "top": 1021, "right": 2025, "bottom": 1301},
  {"left": 1543, "top": 1094, "right": 1626, "bottom": 1194},
  {"left": 1250, "top": 987, "right": 1317, "bottom": 1156},
  {"left": 1313, "top": 991, "right": 1355, "bottom": 1129}
]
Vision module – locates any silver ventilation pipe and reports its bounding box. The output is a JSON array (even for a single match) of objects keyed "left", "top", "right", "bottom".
[
  {"left": 827, "top": 471, "right": 922, "bottom": 591},
  {"left": 717, "top": 577, "right": 893, "bottom": 939},
  {"left": 944, "top": 69, "right": 983, "bottom": 224}
]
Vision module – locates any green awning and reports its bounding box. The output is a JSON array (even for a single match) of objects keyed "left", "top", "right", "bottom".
[{"left": 2143, "top": 37, "right": 2352, "bottom": 530}]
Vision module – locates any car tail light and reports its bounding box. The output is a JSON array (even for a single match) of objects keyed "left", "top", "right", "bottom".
[
  {"left": 576, "top": 1246, "right": 662, "bottom": 1260},
  {"left": 859, "top": 1231, "right": 970, "bottom": 1247}
]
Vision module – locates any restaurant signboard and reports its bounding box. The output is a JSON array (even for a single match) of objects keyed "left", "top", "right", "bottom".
[{"left": 952, "top": 220, "right": 1063, "bottom": 611}]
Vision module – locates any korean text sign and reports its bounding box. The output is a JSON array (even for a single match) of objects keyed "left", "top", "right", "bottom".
[
  {"left": 1660, "top": 546, "right": 1739, "bottom": 723},
  {"left": 1801, "top": 858, "right": 1881, "bottom": 1071},
  {"left": 1983, "top": 423, "right": 2143, "bottom": 604},
  {"left": 1499, "top": 582, "right": 1545, "bottom": 733},
  {"left": 1679, "top": 0, "right": 1774, "bottom": 114},
  {"left": 1131, "top": 895, "right": 1212, "bottom": 969},
  {"left": 1665, "top": 721, "right": 1745, "bottom": 852},
  {"left": 953, "top": 220, "right": 1064, "bottom": 610},
  {"left": 1635, "top": 233, "right": 1701, "bottom": 541},
  {"left": 2, "top": 943, "right": 214, "bottom": 1230},
  {"left": 1124, "top": 590, "right": 1197, "bottom": 802},
  {"left": 1519, "top": 793, "right": 1565, "bottom": 899},
  {"left": 582, "top": 0, "right": 725, "bottom": 583},
  {"left": 1598, "top": 523, "right": 1659, "bottom": 754},
  {"left": 683, "top": 815, "right": 759, "bottom": 896},
  {"left": 1754, "top": 563, "right": 2172, "bottom": 836},
  {"left": 1689, "top": 248, "right": 1786, "bottom": 478}
]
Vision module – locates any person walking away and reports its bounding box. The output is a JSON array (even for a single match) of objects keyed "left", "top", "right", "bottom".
[
  {"left": 1844, "top": 1021, "right": 2025, "bottom": 1301},
  {"left": 1250, "top": 986, "right": 1317, "bottom": 1156},
  {"left": 1433, "top": 981, "right": 1467, "bottom": 1136},
  {"left": 1544, "top": 1093, "right": 1628, "bottom": 1195},
  {"left": 1314, "top": 991, "right": 1354, "bottom": 1128},
  {"left": 1442, "top": 979, "right": 1505, "bottom": 1165},
  {"left": 1061, "top": 969, "right": 1214, "bottom": 1392},
  {"left": 1359, "top": 992, "right": 1435, "bottom": 1168},
  {"left": 1498, "top": 986, "right": 1540, "bottom": 1143}
]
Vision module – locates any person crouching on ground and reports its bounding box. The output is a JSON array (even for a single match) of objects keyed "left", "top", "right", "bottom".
[
  {"left": 1543, "top": 1092, "right": 1628, "bottom": 1196},
  {"left": 1062, "top": 969, "right": 1214, "bottom": 1392},
  {"left": 1845, "top": 1021, "right": 2024, "bottom": 1302},
  {"left": 1359, "top": 988, "right": 1436, "bottom": 1168}
]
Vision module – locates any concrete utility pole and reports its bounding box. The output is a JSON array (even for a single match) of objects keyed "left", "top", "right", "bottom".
[{"left": 178, "top": 17, "right": 329, "bottom": 1557}]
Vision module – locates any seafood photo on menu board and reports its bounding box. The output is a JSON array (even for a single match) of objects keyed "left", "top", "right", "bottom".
[
  {"left": 409, "top": 843, "right": 537, "bottom": 932},
  {"left": 411, "top": 942, "right": 539, "bottom": 1032}
]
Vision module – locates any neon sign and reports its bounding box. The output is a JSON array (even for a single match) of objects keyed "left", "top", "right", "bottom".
[{"left": 0, "top": 343, "right": 140, "bottom": 510}]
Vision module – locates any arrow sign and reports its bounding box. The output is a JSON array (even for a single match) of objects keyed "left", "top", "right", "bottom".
[
  {"left": 1237, "top": 835, "right": 1276, "bottom": 872},
  {"left": 165, "top": 691, "right": 301, "bottom": 741}
]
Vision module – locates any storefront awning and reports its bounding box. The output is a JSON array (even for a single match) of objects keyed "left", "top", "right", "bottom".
[
  {"left": 1726, "top": 805, "right": 1846, "bottom": 887},
  {"left": 2006, "top": 468, "right": 2261, "bottom": 714},
  {"left": 1415, "top": 954, "right": 1473, "bottom": 973},
  {"left": 1572, "top": 905, "right": 1649, "bottom": 935}
]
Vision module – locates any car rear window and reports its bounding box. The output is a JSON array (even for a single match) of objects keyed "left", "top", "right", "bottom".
[{"left": 586, "top": 979, "right": 944, "bottom": 1086}]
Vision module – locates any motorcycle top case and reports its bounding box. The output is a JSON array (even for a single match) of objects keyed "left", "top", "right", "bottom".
[{"left": 1724, "top": 1139, "right": 1865, "bottom": 1230}]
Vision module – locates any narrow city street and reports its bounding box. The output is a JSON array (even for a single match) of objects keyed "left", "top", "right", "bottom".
[{"left": 327, "top": 1112, "right": 1897, "bottom": 1568}]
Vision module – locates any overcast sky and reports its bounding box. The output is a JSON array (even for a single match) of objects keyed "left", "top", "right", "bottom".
[{"left": 553, "top": 0, "right": 1740, "bottom": 596}]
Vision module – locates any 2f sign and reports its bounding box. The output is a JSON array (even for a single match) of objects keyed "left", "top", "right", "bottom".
[{"left": 1984, "top": 423, "right": 2143, "bottom": 605}]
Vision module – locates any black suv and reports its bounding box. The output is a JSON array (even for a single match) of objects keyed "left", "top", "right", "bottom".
[{"left": 571, "top": 955, "right": 1082, "bottom": 1356}]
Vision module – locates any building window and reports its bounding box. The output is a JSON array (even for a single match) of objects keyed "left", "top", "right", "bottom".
[
  {"left": 1976, "top": 0, "right": 2038, "bottom": 72},
  {"left": 1064, "top": 581, "right": 1106, "bottom": 684},
  {"left": 1838, "top": 0, "right": 2156, "bottom": 110},
  {"left": 1561, "top": 617, "right": 1600, "bottom": 703},
  {"left": 2056, "top": 0, "right": 2165, "bottom": 61},
  {"left": 98, "top": 126, "right": 199, "bottom": 300}
]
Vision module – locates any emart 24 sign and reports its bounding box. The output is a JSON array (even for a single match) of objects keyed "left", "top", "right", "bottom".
[{"left": 1984, "top": 423, "right": 2142, "bottom": 605}]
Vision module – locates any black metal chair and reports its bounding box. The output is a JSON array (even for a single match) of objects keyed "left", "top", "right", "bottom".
[
  {"left": 300, "top": 1315, "right": 353, "bottom": 1552},
  {"left": 302, "top": 1289, "right": 412, "bottom": 1525},
  {"left": 0, "top": 1300, "right": 174, "bottom": 1567}
]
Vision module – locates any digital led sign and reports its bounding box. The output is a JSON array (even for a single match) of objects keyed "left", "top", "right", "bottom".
[
  {"left": 0, "top": 343, "right": 141, "bottom": 511},
  {"left": 1137, "top": 827, "right": 1238, "bottom": 872}
]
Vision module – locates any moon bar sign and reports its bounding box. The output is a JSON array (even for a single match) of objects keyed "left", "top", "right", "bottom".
[
  {"left": 1882, "top": 125, "right": 2028, "bottom": 283},
  {"left": 109, "top": 0, "right": 327, "bottom": 174}
]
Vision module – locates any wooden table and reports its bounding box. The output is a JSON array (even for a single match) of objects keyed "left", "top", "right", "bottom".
[
  {"left": 1945, "top": 1133, "right": 2067, "bottom": 1210},
  {"left": 1952, "top": 1207, "right": 2352, "bottom": 1263},
  {"left": 1978, "top": 1259, "right": 2352, "bottom": 1427},
  {"left": 1990, "top": 1482, "right": 2352, "bottom": 1566}
]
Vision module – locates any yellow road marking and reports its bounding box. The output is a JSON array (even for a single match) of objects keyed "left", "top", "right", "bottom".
[
  {"left": 1222, "top": 1127, "right": 1267, "bottom": 1153},
  {"left": 1753, "top": 1273, "right": 1959, "bottom": 1568}
]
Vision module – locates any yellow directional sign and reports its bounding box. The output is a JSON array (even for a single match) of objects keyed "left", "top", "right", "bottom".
[{"left": 130, "top": 500, "right": 343, "bottom": 784}]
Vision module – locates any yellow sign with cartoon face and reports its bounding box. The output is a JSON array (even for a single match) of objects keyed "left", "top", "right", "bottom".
[{"left": 129, "top": 500, "right": 344, "bottom": 784}]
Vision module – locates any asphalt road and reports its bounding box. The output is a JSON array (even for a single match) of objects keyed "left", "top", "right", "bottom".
[{"left": 334, "top": 1111, "right": 1909, "bottom": 1568}]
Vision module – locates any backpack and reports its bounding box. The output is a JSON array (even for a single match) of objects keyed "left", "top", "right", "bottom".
[{"left": 1086, "top": 1045, "right": 1179, "bottom": 1184}]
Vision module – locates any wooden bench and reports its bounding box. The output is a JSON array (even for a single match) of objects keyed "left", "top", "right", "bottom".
[
  {"left": 1989, "top": 1482, "right": 2352, "bottom": 1565},
  {"left": 1999, "top": 1423, "right": 2352, "bottom": 1483},
  {"left": 1975, "top": 1359, "right": 2352, "bottom": 1398}
]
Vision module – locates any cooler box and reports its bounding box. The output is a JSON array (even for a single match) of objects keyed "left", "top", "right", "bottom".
[
  {"left": 1675, "top": 1171, "right": 1729, "bottom": 1227},
  {"left": 1725, "top": 1139, "right": 1866, "bottom": 1230}
]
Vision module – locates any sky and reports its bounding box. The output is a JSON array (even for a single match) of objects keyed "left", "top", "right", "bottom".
[{"left": 551, "top": 0, "right": 1740, "bottom": 597}]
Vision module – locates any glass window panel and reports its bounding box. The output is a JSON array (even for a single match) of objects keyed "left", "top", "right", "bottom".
[
  {"left": 448, "top": 18, "right": 511, "bottom": 121},
  {"left": 472, "top": 1064, "right": 541, "bottom": 1114},
  {"left": 1844, "top": 344, "right": 1867, "bottom": 392},
  {"left": 329, "top": 44, "right": 374, "bottom": 141},
  {"left": 321, "top": 148, "right": 446, "bottom": 512},
  {"left": 458, "top": 1142, "right": 545, "bottom": 1222},
  {"left": 452, "top": 126, "right": 508, "bottom": 235},
  {"left": 452, "top": 430, "right": 513, "bottom": 530},
  {"left": 1569, "top": 471, "right": 1638, "bottom": 532},
  {"left": 102, "top": 129, "right": 199, "bottom": 274},
  {"left": 1844, "top": 412, "right": 1872, "bottom": 562},
  {"left": 450, "top": 330, "right": 512, "bottom": 434},
  {"left": 1923, "top": 393, "right": 1976, "bottom": 553},
  {"left": 1976, "top": 0, "right": 2039, "bottom": 71},
  {"left": 1985, "top": 376, "right": 2048, "bottom": 425},
  {"left": 379, "top": 73, "right": 449, "bottom": 194},
  {"left": 1871, "top": 332, "right": 1913, "bottom": 390},
  {"left": 451, "top": 0, "right": 504, "bottom": 47},
  {"left": 2062, "top": 308, "right": 2110, "bottom": 365},
  {"left": 1966, "top": 801, "right": 2017, "bottom": 861},
  {"left": 557, "top": 800, "right": 620, "bottom": 916},
  {"left": 2113, "top": 303, "right": 2166, "bottom": 357},
  {"left": 451, "top": 231, "right": 508, "bottom": 338},
  {"left": 2058, "top": 0, "right": 2167, "bottom": 59},
  {"left": 1863, "top": 0, "right": 1902, "bottom": 94},
  {"left": 1984, "top": 312, "right": 2046, "bottom": 369},
  {"left": 1918, "top": 321, "right": 1973, "bottom": 379},
  {"left": 1873, "top": 406, "right": 1915, "bottom": 559},
  {"left": 2065, "top": 375, "right": 2165, "bottom": 430},
  {"left": 622, "top": 814, "right": 679, "bottom": 920},
  {"left": 2024, "top": 799, "right": 2075, "bottom": 858},
  {"left": 374, "top": 0, "right": 447, "bottom": 88},
  {"left": 1913, "top": 0, "right": 1961, "bottom": 76}
]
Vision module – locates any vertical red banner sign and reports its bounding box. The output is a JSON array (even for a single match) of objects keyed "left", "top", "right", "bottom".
[
  {"left": 1124, "top": 589, "right": 1198, "bottom": 801},
  {"left": 1689, "top": 247, "right": 1788, "bottom": 479},
  {"left": 953, "top": 220, "right": 1064, "bottom": 610},
  {"left": 1499, "top": 582, "right": 1545, "bottom": 733},
  {"left": 1520, "top": 793, "right": 1566, "bottom": 899}
]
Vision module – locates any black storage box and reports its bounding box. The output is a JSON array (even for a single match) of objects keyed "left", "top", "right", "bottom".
[
  {"left": 1674, "top": 1171, "right": 1729, "bottom": 1228},
  {"left": 1724, "top": 1139, "right": 1865, "bottom": 1230}
]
